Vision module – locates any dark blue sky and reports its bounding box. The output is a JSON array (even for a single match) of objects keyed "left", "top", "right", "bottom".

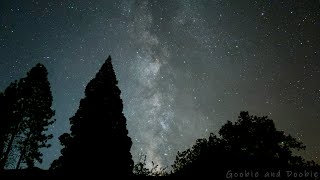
[{"left": 0, "top": 0, "right": 319, "bottom": 169}]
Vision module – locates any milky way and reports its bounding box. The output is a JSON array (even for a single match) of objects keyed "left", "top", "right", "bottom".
[
  {"left": 0, "top": 0, "right": 319, "bottom": 169},
  {"left": 123, "top": 1, "right": 177, "bottom": 167}
]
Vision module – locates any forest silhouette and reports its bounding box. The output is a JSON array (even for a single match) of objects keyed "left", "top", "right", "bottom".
[{"left": 0, "top": 56, "right": 319, "bottom": 178}]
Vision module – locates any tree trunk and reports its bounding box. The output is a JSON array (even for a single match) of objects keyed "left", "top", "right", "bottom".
[
  {"left": 0, "top": 122, "right": 20, "bottom": 169},
  {"left": 0, "top": 135, "right": 6, "bottom": 160},
  {"left": 16, "top": 132, "right": 32, "bottom": 169}
]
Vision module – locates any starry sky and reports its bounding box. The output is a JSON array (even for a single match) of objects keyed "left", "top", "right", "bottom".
[{"left": 0, "top": 0, "right": 319, "bottom": 169}]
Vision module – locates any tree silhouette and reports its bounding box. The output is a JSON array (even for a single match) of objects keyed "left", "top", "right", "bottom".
[
  {"left": 51, "top": 56, "right": 133, "bottom": 176},
  {"left": 172, "top": 111, "right": 317, "bottom": 177},
  {"left": 0, "top": 64, "right": 55, "bottom": 169},
  {"left": 14, "top": 64, "right": 55, "bottom": 169},
  {"left": 0, "top": 92, "right": 5, "bottom": 163},
  {"left": 0, "top": 82, "right": 19, "bottom": 169}
]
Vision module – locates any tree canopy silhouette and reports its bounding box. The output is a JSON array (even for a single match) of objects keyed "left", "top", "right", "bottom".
[
  {"left": 51, "top": 56, "right": 133, "bottom": 176},
  {"left": 0, "top": 64, "right": 55, "bottom": 169},
  {"left": 0, "top": 82, "right": 18, "bottom": 169},
  {"left": 172, "top": 111, "right": 319, "bottom": 177}
]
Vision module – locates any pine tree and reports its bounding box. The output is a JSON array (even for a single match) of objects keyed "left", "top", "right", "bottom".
[
  {"left": 0, "top": 64, "right": 55, "bottom": 169},
  {"left": 15, "top": 63, "right": 55, "bottom": 169},
  {"left": 51, "top": 56, "right": 133, "bottom": 176},
  {"left": 0, "top": 82, "right": 19, "bottom": 169}
]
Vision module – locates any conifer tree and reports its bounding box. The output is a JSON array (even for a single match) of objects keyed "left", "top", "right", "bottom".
[
  {"left": 51, "top": 56, "right": 133, "bottom": 176},
  {"left": 0, "top": 82, "right": 18, "bottom": 169},
  {"left": 15, "top": 64, "right": 55, "bottom": 169},
  {"left": 0, "top": 64, "right": 55, "bottom": 169}
]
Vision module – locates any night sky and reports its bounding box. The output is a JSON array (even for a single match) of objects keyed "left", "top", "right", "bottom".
[{"left": 0, "top": 0, "right": 319, "bottom": 169}]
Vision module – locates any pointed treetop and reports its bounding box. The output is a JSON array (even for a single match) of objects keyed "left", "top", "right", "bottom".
[
  {"left": 103, "top": 55, "right": 113, "bottom": 68},
  {"left": 100, "top": 55, "right": 113, "bottom": 72},
  {"left": 107, "top": 55, "right": 111, "bottom": 61},
  {"left": 84, "top": 55, "right": 119, "bottom": 97}
]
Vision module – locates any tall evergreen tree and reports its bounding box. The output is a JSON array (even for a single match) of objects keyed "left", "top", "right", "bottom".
[
  {"left": 51, "top": 56, "right": 133, "bottom": 176},
  {"left": 0, "top": 82, "right": 19, "bottom": 169},
  {"left": 0, "top": 64, "right": 55, "bottom": 169},
  {"left": 15, "top": 64, "right": 55, "bottom": 169}
]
